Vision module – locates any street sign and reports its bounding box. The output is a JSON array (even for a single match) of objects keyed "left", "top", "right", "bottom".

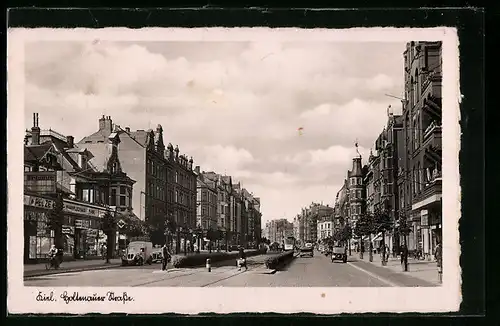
[{"left": 117, "top": 219, "right": 126, "bottom": 229}]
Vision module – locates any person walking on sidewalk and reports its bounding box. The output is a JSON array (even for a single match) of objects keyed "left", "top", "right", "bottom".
[
  {"left": 434, "top": 242, "right": 442, "bottom": 267},
  {"left": 161, "top": 244, "right": 171, "bottom": 271},
  {"left": 400, "top": 244, "right": 408, "bottom": 266},
  {"left": 237, "top": 246, "right": 247, "bottom": 271}
]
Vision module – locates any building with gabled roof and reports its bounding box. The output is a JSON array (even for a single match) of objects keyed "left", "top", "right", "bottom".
[{"left": 24, "top": 113, "right": 135, "bottom": 263}]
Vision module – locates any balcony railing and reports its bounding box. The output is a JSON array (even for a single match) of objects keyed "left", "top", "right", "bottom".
[
  {"left": 414, "top": 175, "right": 442, "bottom": 205},
  {"left": 422, "top": 122, "right": 442, "bottom": 151},
  {"left": 421, "top": 71, "right": 442, "bottom": 99}
]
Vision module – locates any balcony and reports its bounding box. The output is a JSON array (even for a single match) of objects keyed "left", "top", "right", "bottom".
[
  {"left": 421, "top": 71, "right": 442, "bottom": 100},
  {"left": 412, "top": 177, "right": 442, "bottom": 211},
  {"left": 423, "top": 122, "right": 442, "bottom": 165}
]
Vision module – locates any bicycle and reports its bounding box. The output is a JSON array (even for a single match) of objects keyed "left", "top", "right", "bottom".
[{"left": 45, "top": 256, "right": 60, "bottom": 270}]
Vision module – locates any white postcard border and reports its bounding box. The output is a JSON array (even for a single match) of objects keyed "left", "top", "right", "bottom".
[{"left": 7, "top": 27, "right": 461, "bottom": 314}]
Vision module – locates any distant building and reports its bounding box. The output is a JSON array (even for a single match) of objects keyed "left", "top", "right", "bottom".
[
  {"left": 264, "top": 218, "right": 293, "bottom": 245},
  {"left": 196, "top": 168, "right": 218, "bottom": 232}
]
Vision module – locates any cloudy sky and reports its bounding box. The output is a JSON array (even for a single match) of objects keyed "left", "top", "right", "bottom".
[{"left": 24, "top": 40, "right": 406, "bottom": 223}]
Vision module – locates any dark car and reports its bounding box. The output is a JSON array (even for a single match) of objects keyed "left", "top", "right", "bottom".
[
  {"left": 331, "top": 245, "right": 347, "bottom": 263},
  {"left": 299, "top": 243, "right": 314, "bottom": 258}
]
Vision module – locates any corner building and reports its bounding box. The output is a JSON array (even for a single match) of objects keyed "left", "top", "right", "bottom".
[{"left": 401, "top": 41, "right": 443, "bottom": 259}]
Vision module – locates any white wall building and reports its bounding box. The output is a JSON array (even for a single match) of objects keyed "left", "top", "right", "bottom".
[{"left": 317, "top": 220, "right": 334, "bottom": 242}]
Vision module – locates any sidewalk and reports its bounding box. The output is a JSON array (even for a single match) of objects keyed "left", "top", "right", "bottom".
[
  {"left": 24, "top": 258, "right": 122, "bottom": 278},
  {"left": 350, "top": 252, "right": 441, "bottom": 286}
]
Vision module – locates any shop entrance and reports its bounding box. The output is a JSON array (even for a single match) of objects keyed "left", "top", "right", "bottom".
[{"left": 74, "top": 228, "right": 87, "bottom": 259}]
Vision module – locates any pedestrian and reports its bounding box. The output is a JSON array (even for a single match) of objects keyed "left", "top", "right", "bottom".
[
  {"left": 237, "top": 246, "right": 247, "bottom": 271},
  {"left": 161, "top": 243, "right": 171, "bottom": 271},
  {"left": 434, "top": 242, "right": 442, "bottom": 267},
  {"left": 400, "top": 244, "right": 408, "bottom": 266}
]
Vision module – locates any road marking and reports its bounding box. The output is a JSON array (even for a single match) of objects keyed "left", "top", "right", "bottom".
[{"left": 347, "top": 262, "right": 399, "bottom": 287}]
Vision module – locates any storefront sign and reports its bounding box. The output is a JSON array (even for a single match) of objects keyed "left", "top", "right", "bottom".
[
  {"left": 420, "top": 210, "right": 429, "bottom": 228},
  {"left": 75, "top": 219, "right": 90, "bottom": 229},
  {"left": 24, "top": 195, "right": 54, "bottom": 210},
  {"left": 24, "top": 195, "right": 107, "bottom": 218},
  {"left": 87, "top": 229, "right": 98, "bottom": 238},
  {"left": 24, "top": 172, "right": 57, "bottom": 193},
  {"left": 62, "top": 225, "right": 75, "bottom": 235},
  {"left": 117, "top": 219, "right": 126, "bottom": 229},
  {"left": 63, "top": 201, "right": 106, "bottom": 218}
]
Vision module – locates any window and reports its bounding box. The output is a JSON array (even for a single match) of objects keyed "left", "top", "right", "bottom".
[
  {"left": 357, "top": 190, "right": 361, "bottom": 199},
  {"left": 175, "top": 172, "right": 178, "bottom": 183},
  {"left": 414, "top": 70, "right": 419, "bottom": 101},
  {"left": 111, "top": 188, "right": 117, "bottom": 206},
  {"left": 82, "top": 189, "right": 90, "bottom": 202},
  {"left": 175, "top": 191, "right": 178, "bottom": 203},
  {"left": 120, "top": 196, "right": 126, "bottom": 206},
  {"left": 120, "top": 186, "right": 126, "bottom": 194},
  {"left": 358, "top": 178, "right": 362, "bottom": 185},
  {"left": 418, "top": 163, "right": 423, "bottom": 191}
]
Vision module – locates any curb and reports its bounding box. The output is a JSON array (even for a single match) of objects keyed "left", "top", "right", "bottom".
[{"left": 24, "top": 264, "right": 122, "bottom": 279}]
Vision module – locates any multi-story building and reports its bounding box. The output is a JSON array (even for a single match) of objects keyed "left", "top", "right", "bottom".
[
  {"left": 164, "top": 143, "right": 197, "bottom": 251},
  {"left": 296, "top": 202, "right": 333, "bottom": 244},
  {"left": 334, "top": 181, "right": 349, "bottom": 230},
  {"left": 231, "top": 182, "right": 243, "bottom": 245},
  {"left": 347, "top": 155, "right": 365, "bottom": 225},
  {"left": 401, "top": 41, "right": 443, "bottom": 259},
  {"left": 79, "top": 116, "right": 197, "bottom": 252},
  {"left": 373, "top": 112, "right": 404, "bottom": 252},
  {"left": 241, "top": 188, "right": 261, "bottom": 247},
  {"left": 196, "top": 168, "right": 218, "bottom": 232},
  {"left": 24, "top": 113, "right": 134, "bottom": 262},
  {"left": 317, "top": 219, "right": 334, "bottom": 243},
  {"left": 265, "top": 218, "right": 293, "bottom": 244}
]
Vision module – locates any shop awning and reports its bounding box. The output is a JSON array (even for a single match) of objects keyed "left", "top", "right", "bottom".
[{"left": 372, "top": 233, "right": 383, "bottom": 242}]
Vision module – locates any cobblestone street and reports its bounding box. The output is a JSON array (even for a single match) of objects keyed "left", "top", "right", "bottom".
[{"left": 24, "top": 252, "right": 440, "bottom": 287}]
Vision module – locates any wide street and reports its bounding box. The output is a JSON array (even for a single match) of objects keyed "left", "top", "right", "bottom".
[{"left": 25, "top": 251, "right": 438, "bottom": 287}]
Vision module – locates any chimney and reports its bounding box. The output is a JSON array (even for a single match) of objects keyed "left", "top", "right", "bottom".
[
  {"left": 31, "top": 113, "right": 40, "bottom": 145},
  {"left": 66, "top": 135, "right": 74, "bottom": 148},
  {"left": 98, "top": 115, "right": 113, "bottom": 134}
]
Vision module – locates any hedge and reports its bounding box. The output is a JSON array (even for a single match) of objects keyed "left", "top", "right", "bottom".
[
  {"left": 172, "top": 248, "right": 267, "bottom": 268},
  {"left": 264, "top": 250, "right": 295, "bottom": 270}
]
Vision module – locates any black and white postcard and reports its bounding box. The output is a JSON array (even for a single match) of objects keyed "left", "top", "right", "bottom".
[{"left": 7, "top": 27, "right": 461, "bottom": 314}]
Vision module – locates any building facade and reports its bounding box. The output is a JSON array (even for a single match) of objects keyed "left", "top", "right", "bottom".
[
  {"left": 196, "top": 169, "right": 218, "bottom": 232},
  {"left": 317, "top": 219, "right": 334, "bottom": 243},
  {"left": 24, "top": 113, "right": 134, "bottom": 262},
  {"left": 79, "top": 116, "right": 197, "bottom": 252},
  {"left": 264, "top": 218, "right": 293, "bottom": 244},
  {"left": 401, "top": 41, "right": 443, "bottom": 258}
]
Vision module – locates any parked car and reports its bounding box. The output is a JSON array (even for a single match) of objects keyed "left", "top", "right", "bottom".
[
  {"left": 151, "top": 251, "right": 163, "bottom": 264},
  {"left": 121, "top": 241, "right": 153, "bottom": 266}
]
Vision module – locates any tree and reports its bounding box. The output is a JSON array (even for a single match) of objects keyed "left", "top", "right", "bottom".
[
  {"left": 334, "top": 224, "right": 352, "bottom": 243},
  {"left": 101, "top": 211, "right": 117, "bottom": 263},
  {"left": 396, "top": 214, "right": 411, "bottom": 272},
  {"left": 47, "top": 192, "right": 64, "bottom": 250},
  {"left": 353, "top": 214, "right": 373, "bottom": 259},
  {"left": 373, "top": 208, "right": 393, "bottom": 264},
  {"left": 206, "top": 228, "right": 218, "bottom": 253}
]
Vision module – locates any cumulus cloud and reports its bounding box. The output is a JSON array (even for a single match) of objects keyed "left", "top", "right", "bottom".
[{"left": 24, "top": 39, "right": 405, "bottom": 223}]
